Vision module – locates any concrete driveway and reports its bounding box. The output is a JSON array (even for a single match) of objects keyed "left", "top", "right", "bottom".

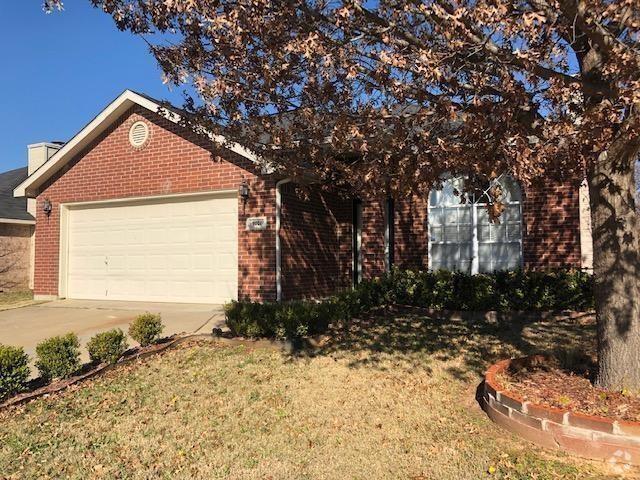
[{"left": 0, "top": 299, "right": 225, "bottom": 365}]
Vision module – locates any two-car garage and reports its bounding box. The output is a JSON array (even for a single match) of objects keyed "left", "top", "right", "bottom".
[
  {"left": 60, "top": 192, "right": 238, "bottom": 304},
  {"left": 12, "top": 91, "right": 266, "bottom": 303}
]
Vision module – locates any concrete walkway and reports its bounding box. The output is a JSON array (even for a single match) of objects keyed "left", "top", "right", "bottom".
[{"left": 0, "top": 299, "right": 225, "bottom": 365}]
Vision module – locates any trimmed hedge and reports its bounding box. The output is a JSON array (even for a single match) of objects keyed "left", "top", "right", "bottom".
[
  {"left": 1, "top": 315, "right": 172, "bottom": 402},
  {"left": 35, "top": 333, "right": 81, "bottom": 381},
  {"left": 380, "top": 269, "right": 594, "bottom": 311},
  {"left": 87, "top": 329, "right": 128, "bottom": 365},
  {"left": 129, "top": 313, "right": 164, "bottom": 347},
  {"left": 0, "top": 345, "right": 30, "bottom": 401},
  {"left": 224, "top": 300, "right": 333, "bottom": 339},
  {"left": 225, "top": 269, "right": 593, "bottom": 339}
]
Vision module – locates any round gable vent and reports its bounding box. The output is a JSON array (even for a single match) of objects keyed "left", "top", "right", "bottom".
[{"left": 129, "top": 121, "right": 149, "bottom": 147}]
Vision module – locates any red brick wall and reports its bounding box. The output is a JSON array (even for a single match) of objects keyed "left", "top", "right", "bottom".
[
  {"left": 359, "top": 194, "right": 430, "bottom": 280},
  {"left": 33, "top": 105, "right": 277, "bottom": 301},
  {"left": 360, "top": 198, "right": 386, "bottom": 279},
  {"left": 522, "top": 181, "right": 582, "bottom": 269},
  {"left": 280, "top": 183, "right": 352, "bottom": 299},
  {"left": 394, "top": 195, "right": 429, "bottom": 270},
  {"left": 31, "top": 103, "right": 582, "bottom": 303},
  {"left": 358, "top": 182, "right": 581, "bottom": 282},
  {"left": 280, "top": 190, "right": 429, "bottom": 297}
]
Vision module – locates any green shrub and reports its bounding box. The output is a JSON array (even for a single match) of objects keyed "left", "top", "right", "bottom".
[
  {"left": 225, "top": 301, "right": 274, "bottom": 338},
  {"left": 384, "top": 268, "right": 593, "bottom": 312},
  {"left": 225, "top": 300, "right": 331, "bottom": 339},
  {"left": 129, "top": 313, "right": 164, "bottom": 347},
  {"left": 35, "top": 333, "right": 80, "bottom": 381},
  {"left": 0, "top": 344, "right": 30, "bottom": 401},
  {"left": 87, "top": 329, "right": 128, "bottom": 365},
  {"left": 276, "top": 301, "right": 329, "bottom": 338},
  {"left": 224, "top": 268, "right": 594, "bottom": 339}
]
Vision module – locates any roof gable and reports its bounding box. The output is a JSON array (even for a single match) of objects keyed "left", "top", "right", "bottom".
[{"left": 14, "top": 90, "right": 259, "bottom": 198}]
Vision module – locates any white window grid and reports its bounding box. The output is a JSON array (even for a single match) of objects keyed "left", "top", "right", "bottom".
[{"left": 427, "top": 176, "right": 524, "bottom": 274}]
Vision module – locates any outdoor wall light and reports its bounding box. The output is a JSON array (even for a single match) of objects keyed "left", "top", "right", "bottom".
[
  {"left": 43, "top": 198, "right": 53, "bottom": 216},
  {"left": 239, "top": 178, "right": 250, "bottom": 202}
]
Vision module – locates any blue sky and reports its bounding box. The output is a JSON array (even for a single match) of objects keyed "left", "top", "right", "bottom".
[{"left": 0, "top": 2, "right": 183, "bottom": 172}]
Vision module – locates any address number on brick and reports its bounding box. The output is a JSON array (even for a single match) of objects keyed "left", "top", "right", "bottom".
[{"left": 246, "top": 216, "right": 268, "bottom": 231}]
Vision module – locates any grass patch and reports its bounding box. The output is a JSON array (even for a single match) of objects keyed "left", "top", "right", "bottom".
[
  {"left": 0, "top": 309, "right": 621, "bottom": 479},
  {"left": 0, "top": 290, "right": 33, "bottom": 309}
]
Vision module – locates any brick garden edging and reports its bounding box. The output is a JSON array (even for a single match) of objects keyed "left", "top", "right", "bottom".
[{"left": 482, "top": 357, "right": 640, "bottom": 466}]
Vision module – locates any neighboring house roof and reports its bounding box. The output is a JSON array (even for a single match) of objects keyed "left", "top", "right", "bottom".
[
  {"left": 14, "top": 89, "right": 260, "bottom": 198},
  {"left": 0, "top": 167, "right": 34, "bottom": 223}
]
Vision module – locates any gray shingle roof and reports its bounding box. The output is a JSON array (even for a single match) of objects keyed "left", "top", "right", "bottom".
[{"left": 0, "top": 167, "right": 34, "bottom": 221}]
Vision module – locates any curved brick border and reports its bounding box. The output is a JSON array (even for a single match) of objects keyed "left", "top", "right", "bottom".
[{"left": 483, "top": 357, "right": 640, "bottom": 466}]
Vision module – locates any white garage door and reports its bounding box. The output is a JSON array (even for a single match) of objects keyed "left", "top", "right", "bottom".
[{"left": 65, "top": 193, "right": 238, "bottom": 303}]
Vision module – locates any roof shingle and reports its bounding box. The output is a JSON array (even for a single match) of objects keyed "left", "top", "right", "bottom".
[{"left": 0, "top": 167, "right": 34, "bottom": 221}]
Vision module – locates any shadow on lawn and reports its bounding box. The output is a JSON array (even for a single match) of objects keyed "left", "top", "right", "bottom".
[{"left": 296, "top": 307, "right": 596, "bottom": 381}]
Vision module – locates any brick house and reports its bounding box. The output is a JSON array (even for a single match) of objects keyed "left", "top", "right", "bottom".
[
  {"left": 0, "top": 167, "right": 35, "bottom": 292},
  {"left": 13, "top": 90, "right": 593, "bottom": 303}
]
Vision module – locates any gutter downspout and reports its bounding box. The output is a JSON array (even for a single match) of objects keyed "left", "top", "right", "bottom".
[{"left": 275, "top": 178, "right": 292, "bottom": 302}]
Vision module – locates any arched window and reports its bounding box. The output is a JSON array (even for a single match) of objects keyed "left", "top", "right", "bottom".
[{"left": 428, "top": 174, "right": 523, "bottom": 274}]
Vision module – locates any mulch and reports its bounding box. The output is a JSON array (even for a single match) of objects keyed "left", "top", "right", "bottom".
[{"left": 499, "top": 363, "right": 640, "bottom": 423}]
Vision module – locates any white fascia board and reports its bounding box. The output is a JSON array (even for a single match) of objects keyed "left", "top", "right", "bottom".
[
  {"left": 0, "top": 218, "right": 36, "bottom": 225},
  {"left": 14, "top": 90, "right": 260, "bottom": 198},
  {"left": 14, "top": 90, "right": 135, "bottom": 198},
  {"left": 130, "top": 91, "right": 260, "bottom": 166}
]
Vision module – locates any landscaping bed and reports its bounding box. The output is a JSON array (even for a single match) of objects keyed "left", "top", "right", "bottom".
[
  {"left": 0, "top": 334, "right": 186, "bottom": 410},
  {"left": 0, "top": 312, "right": 168, "bottom": 405},
  {"left": 484, "top": 355, "right": 640, "bottom": 467},
  {"left": 498, "top": 361, "right": 640, "bottom": 423},
  {"left": 225, "top": 269, "right": 594, "bottom": 340}
]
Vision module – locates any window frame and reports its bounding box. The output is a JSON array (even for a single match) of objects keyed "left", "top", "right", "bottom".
[{"left": 427, "top": 174, "right": 524, "bottom": 274}]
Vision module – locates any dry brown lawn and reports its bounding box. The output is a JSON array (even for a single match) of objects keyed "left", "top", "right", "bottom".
[
  {"left": 0, "top": 309, "right": 630, "bottom": 479},
  {"left": 0, "top": 290, "right": 34, "bottom": 311}
]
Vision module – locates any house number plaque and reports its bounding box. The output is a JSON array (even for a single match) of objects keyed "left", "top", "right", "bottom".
[{"left": 246, "top": 216, "right": 268, "bottom": 231}]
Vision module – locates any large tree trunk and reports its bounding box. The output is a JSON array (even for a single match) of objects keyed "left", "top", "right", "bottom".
[{"left": 588, "top": 133, "right": 640, "bottom": 391}]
